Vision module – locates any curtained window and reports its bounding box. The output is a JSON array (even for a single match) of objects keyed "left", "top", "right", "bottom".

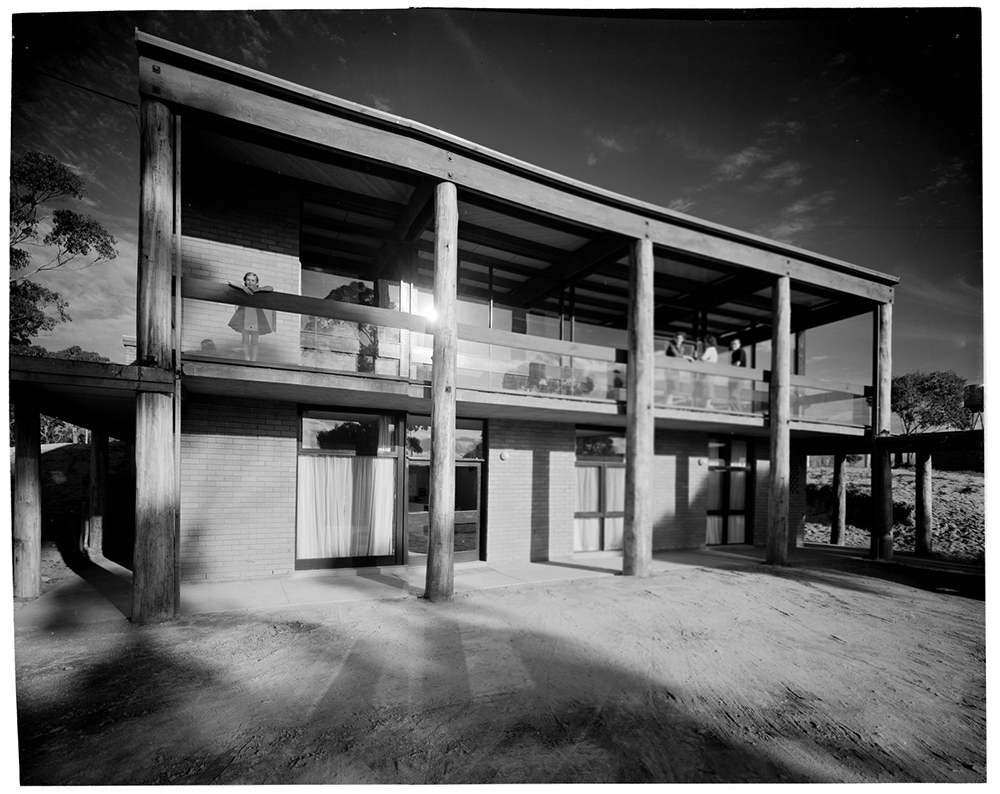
[{"left": 297, "top": 411, "right": 397, "bottom": 561}]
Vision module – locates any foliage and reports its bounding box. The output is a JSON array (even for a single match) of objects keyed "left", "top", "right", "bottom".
[
  {"left": 891, "top": 370, "right": 974, "bottom": 435},
  {"left": 11, "top": 344, "right": 110, "bottom": 362},
  {"left": 9, "top": 280, "right": 70, "bottom": 346},
  {"left": 9, "top": 150, "right": 118, "bottom": 347}
]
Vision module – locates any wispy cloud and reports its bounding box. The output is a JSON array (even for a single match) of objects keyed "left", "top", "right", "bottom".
[
  {"left": 368, "top": 94, "right": 394, "bottom": 113},
  {"left": 714, "top": 146, "right": 772, "bottom": 182},
  {"left": 668, "top": 198, "right": 696, "bottom": 214},
  {"left": 754, "top": 190, "right": 836, "bottom": 243},
  {"left": 897, "top": 157, "right": 972, "bottom": 205},
  {"left": 746, "top": 160, "right": 808, "bottom": 193}
]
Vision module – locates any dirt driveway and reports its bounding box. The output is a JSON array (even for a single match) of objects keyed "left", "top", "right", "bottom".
[{"left": 13, "top": 554, "right": 985, "bottom": 784}]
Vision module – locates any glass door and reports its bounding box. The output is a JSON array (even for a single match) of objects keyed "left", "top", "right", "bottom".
[
  {"left": 406, "top": 462, "right": 482, "bottom": 562},
  {"left": 706, "top": 438, "right": 752, "bottom": 545},
  {"left": 405, "top": 417, "right": 485, "bottom": 563}
]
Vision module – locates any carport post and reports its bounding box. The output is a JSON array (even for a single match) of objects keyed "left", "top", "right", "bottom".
[
  {"left": 86, "top": 430, "right": 109, "bottom": 559},
  {"left": 830, "top": 452, "right": 846, "bottom": 546},
  {"left": 13, "top": 398, "right": 42, "bottom": 599},
  {"left": 915, "top": 451, "right": 933, "bottom": 557}
]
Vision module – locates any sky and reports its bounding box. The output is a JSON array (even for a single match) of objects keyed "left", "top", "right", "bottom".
[{"left": 5, "top": 4, "right": 987, "bottom": 387}]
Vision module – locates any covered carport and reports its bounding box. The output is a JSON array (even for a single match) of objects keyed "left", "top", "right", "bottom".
[{"left": 10, "top": 355, "right": 173, "bottom": 600}]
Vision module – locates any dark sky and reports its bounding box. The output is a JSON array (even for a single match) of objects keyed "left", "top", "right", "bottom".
[{"left": 7, "top": 7, "right": 984, "bottom": 384}]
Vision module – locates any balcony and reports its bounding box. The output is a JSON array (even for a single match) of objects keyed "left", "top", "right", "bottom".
[{"left": 180, "top": 277, "right": 869, "bottom": 430}]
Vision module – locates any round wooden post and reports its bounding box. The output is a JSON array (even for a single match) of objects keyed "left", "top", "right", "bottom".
[
  {"left": 425, "top": 181, "right": 458, "bottom": 602},
  {"left": 766, "top": 275, "right": 791, "bottom": 565},
  {"left": 915, "top": 450, "right": 933, "bottom": 557},
  {"left": 13, "top": 399, "right": 42, "bottom": 599},
  {"left": 871, "top": 303, "right": 893, "bottom": 560},
  {"left": 87, "top": 431, "right": 109, "bottom": 559},
  {"left": 624, "top": 237, "right": 654, "bottom": 577},
  {"left": 134, "top": 98, "right": 176, "bottom": 623},
  {"left": 830, "top": 452, "right": 846, "bottom": 546}
]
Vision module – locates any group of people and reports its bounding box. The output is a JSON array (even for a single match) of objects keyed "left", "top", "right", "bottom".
[{"left": 665, "top": 332, "right": 749, "bottom": 411}]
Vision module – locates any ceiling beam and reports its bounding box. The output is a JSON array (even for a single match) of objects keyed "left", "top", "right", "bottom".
[
  {"left": 503, "top": 233, "right": 629, "bottom": 309},
  {"left": 370, "top": 177, "right": 437, "bottom": 280}
]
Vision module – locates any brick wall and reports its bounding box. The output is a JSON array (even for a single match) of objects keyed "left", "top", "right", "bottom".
[
  {"left": 485, "top": 419, "right": 576, "bottom": 563},
  {"left": 180, "top": 396, "right": 298, "bottom": 581},
  {"left": 652, "top": 431, "right": 711, "bottom": 550},
  {"left": 181, "top": 164, "right": 302, "bottom": 363}
]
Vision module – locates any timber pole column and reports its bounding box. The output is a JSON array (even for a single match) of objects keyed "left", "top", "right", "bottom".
[
  {"left": 134, "top": 98, "right": 177, "bottom": 623},
  {"left": 13, "top": 399, "right": 42, "bottom": 599},
  {"left": 830, "top": 452, "right": 846, "bottom": 546},
  {"left": 766, "top": 275, "right": 791, "bottom": 565},
  {"left": 623, "top": 236, "right": 654, "bottom": 577},
  {"left": 871, "top": 303, "right": 893, "bottom": 560},
  {"left": 425, "top": 181, "right": 458, "bottom": 602},
  {"left": 915, "top": 451, "right": 933, "bottom": 557}
]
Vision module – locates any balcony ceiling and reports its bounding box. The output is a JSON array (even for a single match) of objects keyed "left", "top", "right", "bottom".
[{"left": 184, "top": 121, "right": 876, "bottom": 344}]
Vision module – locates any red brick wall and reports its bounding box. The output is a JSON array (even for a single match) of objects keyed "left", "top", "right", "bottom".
[{"left": 180, "top": 396, "right": 298, "bottom": 581}]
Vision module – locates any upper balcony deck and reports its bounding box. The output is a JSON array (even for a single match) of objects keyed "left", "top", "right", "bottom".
[{"left": 179, "top": 277, "right": 869, "bottom": 436}]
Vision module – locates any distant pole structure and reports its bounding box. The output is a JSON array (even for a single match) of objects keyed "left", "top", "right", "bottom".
[
  {"left": 830, "top": 452, "right": 846, "bottom": 546},
  {"left": 915, "top": 451, "right": 933, "bottom": 557},
  {"left": 13, "top": 399, "right": 42, "bottom": 599}
]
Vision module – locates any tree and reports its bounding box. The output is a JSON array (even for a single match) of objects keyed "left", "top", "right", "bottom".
[
  {"left": 9, "top": 150, "right": 117, "bottom": 347},
  {"left": 891, "top": 370, "right": 974, "bottom": 435}
]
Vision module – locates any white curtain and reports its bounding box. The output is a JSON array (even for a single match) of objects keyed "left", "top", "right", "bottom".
[
  {"left": 574, "top": 518, "right": 602, "bottom": 552},
  {"left": 729, "top": 470, "right": 747, "bottom": 511},
  {"left": 297, "top": 455, "right": 395, "bottom": 559},
  {"left": 706, "top": 515, "right": 723, "bottom": 545},
  {"left": 728, "top": 516, "right": 746, "bottom": 544},
  {"left": 576, "top": 466, "right": 600, "bottom": 512},
  {"left": 604, "top": 517, "right": 624, "bottom": 551},
  {"left": 605, "top": 467, "right": 625, "bottom": 512}
]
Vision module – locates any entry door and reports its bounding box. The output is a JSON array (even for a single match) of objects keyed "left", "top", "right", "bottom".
[{"left": 406, "top": 461, "right": 482, "bottom": 562}]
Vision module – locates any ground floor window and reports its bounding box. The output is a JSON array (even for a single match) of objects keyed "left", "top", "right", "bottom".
[
  {"left": 707, "top": 437, "right": 752, "bottom": 545},
  {"left": 574, "top": 429, "right": 626, "bottom": 552},
  {"left": 296, "top": 410, "right": 400, "bottom": 568}
]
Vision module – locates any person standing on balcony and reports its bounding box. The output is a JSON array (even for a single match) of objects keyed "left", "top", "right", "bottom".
[
  {"left": 694, "top": 334, "right": 718, "bottom": 407},
  {"left": 228, "top": 271, "right": 275, "bottom": 361},
  {"left": 665, "top": 331, "right": 694, "bottom": 405},
  {"left": 728, "top": 337, "right": 748, "bottom": 411}
]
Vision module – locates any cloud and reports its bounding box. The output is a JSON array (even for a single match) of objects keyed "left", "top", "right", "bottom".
[
  {"left": 753, "top": 190, "right": 836, "bottom": 243},
  {"left": 746, "top": 160, "right": 808, "bottom": 193},
  {"left": 586, "top": 153, "right": 599, "bottom": 167},
  {"left": 668, "top": 198, "right": 696, "bottom": 214},
  {"left": 595, "top": 135, "right": 625, "bottom": 153},
  {"left": 368, "top": 94, "right": 394, "bottom": 113},
  {"left": 714, "top": 146, "right": 772, "bottom": 182},
  {"left": 897, "top": 157, "right": 972, "bottom": 205}
]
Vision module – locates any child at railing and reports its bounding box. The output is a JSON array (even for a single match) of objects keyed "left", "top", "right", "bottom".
[{"left": 228, "top": 272, "right": 275, "bottom": 361}]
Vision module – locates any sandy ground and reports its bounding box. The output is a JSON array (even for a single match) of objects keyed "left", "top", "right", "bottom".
[
  {"left": 13, "top": 551, "right": 985, "bottom": 784},
  {"left": 805, "top": 467, "right": 985, "bottom": 562}
]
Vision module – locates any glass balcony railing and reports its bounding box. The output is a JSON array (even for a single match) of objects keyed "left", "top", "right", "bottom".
[{"left": 179, "top": 277, "right": 870, "bottom": 428}]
